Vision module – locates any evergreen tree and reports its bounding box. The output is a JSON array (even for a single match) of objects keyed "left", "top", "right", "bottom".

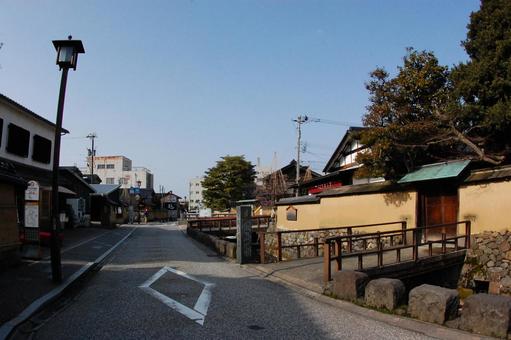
[
  {"left": 356, "top": 49, "right": 452, "bottom": 179},
  {"left": 450, "top": 0, "right": 511, "bottom": 164},
  {"left": 202, "top": 155, "right": 256, "bottom": 210},
  {"left": 358, "top": 1, "right": 511, "bottom": 179}
]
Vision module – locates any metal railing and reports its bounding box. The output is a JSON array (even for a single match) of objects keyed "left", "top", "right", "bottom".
[
  {"left": 259, "top": 221, "right": 407, "bottom": 264},
  {"left": 322, "top": 221, "right": 472, "bottom": 283},
  {"left": 187, "top": 215, "right": 271, "bottom": 232}
]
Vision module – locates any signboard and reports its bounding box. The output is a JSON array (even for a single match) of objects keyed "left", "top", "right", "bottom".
[
  {"left": 24, "top": 181, "right": 40, "bottom": 229},
  {"left": 308, "top": 181, "right": 343, "bottom": 195},
  {"left": 129, "top": 187, "right": 141, "bottom": 195},
  {"left": 25, "top": 180, "right": 40, "bottom": 201},
  {"left": 24, "top": 203, "right": 39, "bottom": 228}
]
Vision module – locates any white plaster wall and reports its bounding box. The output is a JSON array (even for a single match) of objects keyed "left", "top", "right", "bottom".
[{"left": 0, "top": 100, "right": 56, "bottom": 171}]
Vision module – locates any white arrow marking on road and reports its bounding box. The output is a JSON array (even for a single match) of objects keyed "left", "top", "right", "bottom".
[{"left": 139, "top": 267, "right": 214, "bottom": 326}]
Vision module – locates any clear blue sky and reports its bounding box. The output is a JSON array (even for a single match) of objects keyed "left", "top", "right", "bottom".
[{"left": 0, "top": 0, "right": 480, "bottom": 196}]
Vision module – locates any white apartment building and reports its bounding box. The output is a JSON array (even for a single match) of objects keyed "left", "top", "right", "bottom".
[
  {"left": 188, "top": 177, "right": 204, "bottom": 211},
  {"left": 81, "top": 155, "right": 154, "bottom": 189}
]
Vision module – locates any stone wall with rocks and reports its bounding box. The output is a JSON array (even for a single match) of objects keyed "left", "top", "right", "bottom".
[
  {"left": 460, "top": 230, "right": 511, "bottom": 295},
  {"left": 186, "top": 227, "right": 237, "bottom": 259}
]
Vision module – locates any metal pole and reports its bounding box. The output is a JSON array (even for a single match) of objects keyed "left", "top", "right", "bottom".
[{"left": 50, "top": 67, "right": 69, "bottom": 283}]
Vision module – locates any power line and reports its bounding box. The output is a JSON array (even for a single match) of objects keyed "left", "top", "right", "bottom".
[
  {"left": 305, "top": 115, "right": 359, "bottom": 127},
  {"left": 62, "top": 135, "right": 91, "bottom": 139}
]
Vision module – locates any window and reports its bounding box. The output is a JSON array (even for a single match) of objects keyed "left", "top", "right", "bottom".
[
  {"left": 106, "top": 164, "right": 114, "bottom": 169},
  {"left": 6, "top": 123, "right": 30, "bottom": 157},
  {"left": 97, "top": 164, "right": 105, "bottom": 169},
  {"left": 32, "top": 135, "right": 52, "bottom": 164},
  {"left": 106, "top": 178, "right": 115, "bottom": 184}
]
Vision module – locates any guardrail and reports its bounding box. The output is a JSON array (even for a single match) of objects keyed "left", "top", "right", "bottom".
[
  {"left": 258, "top": 221, "right": 407, "bottom": 264},
  {"left": 187, "top": 215, "right": 271, "bottom": 232},
  {"left": 322, "top": 220, "right": 471, "bottom": 283}
]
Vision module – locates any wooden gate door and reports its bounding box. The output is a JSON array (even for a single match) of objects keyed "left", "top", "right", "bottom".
[{"left": 421, "top": 188, "right": 458, "bottom": 240}]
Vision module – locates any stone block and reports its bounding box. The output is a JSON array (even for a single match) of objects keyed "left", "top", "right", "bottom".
[
  {"left": 408, "top": 284, "right": 459, "bottom": 324},
  {"left": 207, "top": 235, "right": 217, "bottom": 247},
  {"left": 215, "top": 239, "right": 227, "bottom": 255},
  {"left": 460, "top": 293, "right": 511, "bottom": 338},
  {"left": 364, "top": 278, "right": 405, "bottom": 311},
  {"left": 332, "top": 270, "right": 368, "bottom": 301},
  {"left": 186, "top": 227, "right": 196, "bottom": 237},
  {"left": 226, "top": 242, "right": 236, "bottom": 259}
]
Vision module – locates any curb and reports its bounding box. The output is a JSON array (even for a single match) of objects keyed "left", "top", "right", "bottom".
[
  {"left": 243, "top": 264, "right": 492, "bottom": 340},
  {"left": 251, "top": 264, "right": 324, "bottom": 294},
  {"left": 0, "top": 226, "right": 137, "bottom": 340}
]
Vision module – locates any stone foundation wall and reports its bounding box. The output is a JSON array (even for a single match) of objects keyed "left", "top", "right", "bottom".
[
  {"left": 186, "top": 227, "right": 237, "bottom": 259},
  {"left": 460, "top": 230, "right": 511, "bottom": 295}
]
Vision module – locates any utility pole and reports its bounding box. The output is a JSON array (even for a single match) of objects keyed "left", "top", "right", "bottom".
[
  {"left": 86, "top": 132, "right": 97, "bottom": 184},
  {"left": 293, "top": 115, "right": 308, "bottom": 197}
]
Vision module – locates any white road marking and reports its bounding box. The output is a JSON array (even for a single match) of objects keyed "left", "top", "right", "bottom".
[{"left": 139, "top": 266, "right": 214, "bottom": 326}]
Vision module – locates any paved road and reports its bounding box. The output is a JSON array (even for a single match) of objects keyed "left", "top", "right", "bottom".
[{"left": 24, "top": 223, "right": 434, "bottom": 340}]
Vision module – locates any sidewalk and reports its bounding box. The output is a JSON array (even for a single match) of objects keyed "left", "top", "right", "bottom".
[{"left": 0, "top": 225, "right": 136, "bottom": 337}]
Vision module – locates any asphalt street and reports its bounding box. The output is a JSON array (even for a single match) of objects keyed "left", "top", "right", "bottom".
[{"left": 24, "top": 223, "right": 435, "bottom": 340}]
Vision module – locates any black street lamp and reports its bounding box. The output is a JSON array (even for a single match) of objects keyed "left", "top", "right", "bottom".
[{"left": 50, "top": 36, "right": 84, "bottom": 282}]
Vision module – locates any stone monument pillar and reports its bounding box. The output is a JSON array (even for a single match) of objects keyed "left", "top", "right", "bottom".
[{"left": 236, "top": 205, "right": 252, "bottom": 264}]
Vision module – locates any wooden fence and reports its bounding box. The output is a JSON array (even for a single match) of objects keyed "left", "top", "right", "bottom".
[
  {"left": 322, "top": 220, "right": 472, "bottom": 282},
  {"left": 258, "top": 221, "right": 407, "bottom": 264},
  {"left": 187, "top": 215, "right": 272, "bottom": 232}
]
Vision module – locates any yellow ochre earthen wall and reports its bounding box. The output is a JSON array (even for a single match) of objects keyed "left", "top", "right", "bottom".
[
  {"left": 319, "top": 191, "right": 417, "bottom": 232},
  {"left": 276, "top": 203, "right": 320, "bottom": 230},
  {"left": 276, "top": 190, "right": 417, "bottom": 232},
  {"left": 459, "top": 180, "right": 511, "bottom": 234}
]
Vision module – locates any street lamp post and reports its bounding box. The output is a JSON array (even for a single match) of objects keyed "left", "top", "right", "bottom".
[{"left": 50, "top": 36, "right": 85, "bottom": 282}]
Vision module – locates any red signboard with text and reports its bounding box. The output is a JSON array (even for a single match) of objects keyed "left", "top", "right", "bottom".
[{"left": 308, "top": 181, "right": 342, "bottom": 195}]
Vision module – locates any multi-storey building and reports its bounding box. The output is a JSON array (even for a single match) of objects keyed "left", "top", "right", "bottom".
[
  {"left": 81, "top": 155, "right": 153, "bottom": 190},
  {"left": 188, "top": 177, "right": 204, "bottom": 211},
  {"left": 299, "top": 126, "right": 384, "bottom": 195}
]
